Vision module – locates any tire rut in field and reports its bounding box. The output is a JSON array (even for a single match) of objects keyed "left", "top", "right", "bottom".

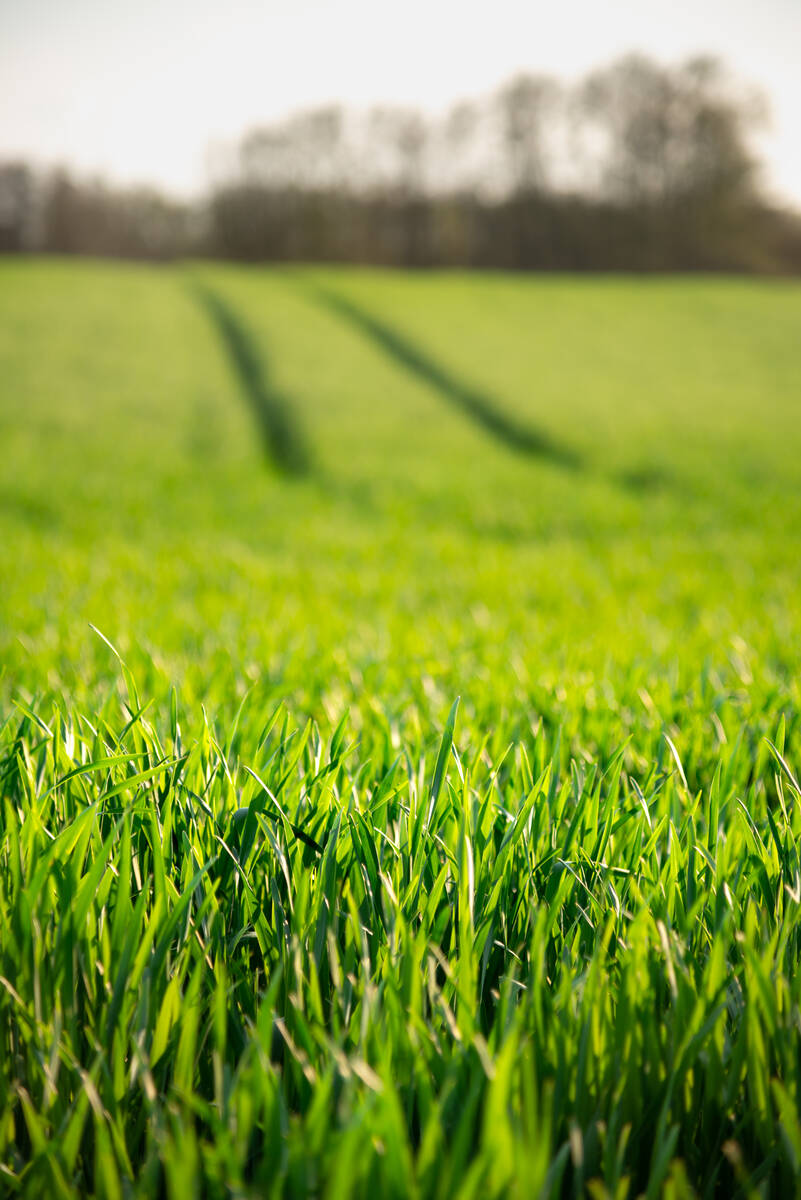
[
  {"left": 312, "top": 285, "right": 583, "bottom": 471},
  {"left": 192, "top": 283, "right": 311, "bottom": 475}
]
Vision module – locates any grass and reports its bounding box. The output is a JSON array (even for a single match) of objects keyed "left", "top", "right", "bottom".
[{"left": 1, "top": 259, "right": 801, "bottom": 1197}]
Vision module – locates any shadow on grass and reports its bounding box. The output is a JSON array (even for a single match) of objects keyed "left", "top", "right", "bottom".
[
  {"left": 191, "top": 283, "right": 311, "bottom": 475},
  {"left": 614, "top": 464, "right": 671, "bottom": 494},
  {"left": 0, "top": 486, "right": 58, "bottom": 531},
  {"left": 312, "top": 285, "right": 583, "bottom": 471}
]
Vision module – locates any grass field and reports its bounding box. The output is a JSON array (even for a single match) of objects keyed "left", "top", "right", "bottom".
[{"left": 2, "top": 259, "right": 801, "bottom": 1197}]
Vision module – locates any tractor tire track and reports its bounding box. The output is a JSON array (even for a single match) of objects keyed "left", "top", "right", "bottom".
[{"left": 191, "top": 282, "right": 311, "bottom": 475}]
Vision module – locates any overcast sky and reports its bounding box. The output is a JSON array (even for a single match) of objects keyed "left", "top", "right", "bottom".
[{"left": 2, "top": 0, "right": 800, "bottom": 206}]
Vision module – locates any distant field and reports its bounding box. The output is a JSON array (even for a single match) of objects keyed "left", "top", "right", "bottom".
[{"left": 2, "top": 260, "right": 801, "bottom": 1196}]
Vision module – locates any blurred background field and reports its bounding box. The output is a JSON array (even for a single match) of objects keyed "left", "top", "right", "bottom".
[{"left": 2, "top": 258, "right": 800, "bottom": 749}]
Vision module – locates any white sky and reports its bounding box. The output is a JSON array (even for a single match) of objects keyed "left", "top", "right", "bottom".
[{"left": 1, "top": 0, "right": 800, "bottom": 206}]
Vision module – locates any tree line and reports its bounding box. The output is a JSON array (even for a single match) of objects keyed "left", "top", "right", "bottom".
[{"left": 2, "top": 54, "right": 800, "bottom": 271}]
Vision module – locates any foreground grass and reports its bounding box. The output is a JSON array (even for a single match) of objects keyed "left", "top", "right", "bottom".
[
  {"left": 3, "top": 682, "right": 801, "bottom": 1197},
  {"left": 2, "top": 261, "right": 801, "bottom": 1195}
]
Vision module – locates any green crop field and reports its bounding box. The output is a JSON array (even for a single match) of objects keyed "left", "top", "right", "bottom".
[{"left": 2, "top": 259, "right": 801, "bottom": 1198}]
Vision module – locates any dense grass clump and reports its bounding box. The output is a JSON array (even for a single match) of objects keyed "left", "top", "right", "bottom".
[
  {"left": 3, "top": 684, "right": 801, "bottom": 1197},
  {"left": 1, "top": 261, "right": 801, "bottom": 1196}
]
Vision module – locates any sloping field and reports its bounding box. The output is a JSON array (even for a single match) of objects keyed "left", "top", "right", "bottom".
[{"left": 1, "top": 260, "right": 801, "bottom": 1196}]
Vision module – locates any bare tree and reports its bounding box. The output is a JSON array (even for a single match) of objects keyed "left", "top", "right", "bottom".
[
  {"left": 0, "top": 162, "right": 37, "bottom": 251},
  {"left": 577, "top": 54, "right": 762, "bottom": 209},
  {"left": 495, "top": 74, "right": 559, "bottom": 195}
]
